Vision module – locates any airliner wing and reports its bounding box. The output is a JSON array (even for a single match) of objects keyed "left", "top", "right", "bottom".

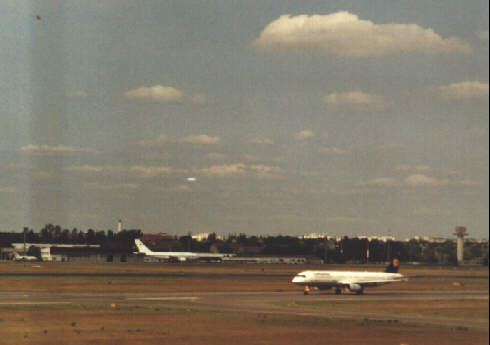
[{"left": 338, "top": 276, "right": 402, "bottom": 286}]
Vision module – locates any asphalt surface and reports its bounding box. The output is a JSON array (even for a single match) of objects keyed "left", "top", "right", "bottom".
[{"left": 0, "top": 289, "right": 487, "bottom": 330}]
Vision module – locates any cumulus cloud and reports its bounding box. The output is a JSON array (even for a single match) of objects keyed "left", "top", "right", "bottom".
[
  {"left": 248, "top": 164, "right": 283, "bottom": 179},
  {"left": 68, "top": 91, "right": 88, "bottom": 99},
  {"left": 413, "top": 207, "right": 445, "bottom": 216},
  {"left": 88, "top": 183, "right": 139, "bottom": 191},
  {"left": 207, "top": 153, "right": 227, "bottom": 160},
  {"left": 360, "top": 174, "right": 450, "bottom": 187},
  {"left": 396, "top": 164, "right": 430, "bottom": 171},
  {"left": 253, "top": 12, "right": 472, "bottom": 57},
  {"left": 138, "top": 134, "right": 221, "bottom": 147},
  {"left": 403, "top": 174, "right": 448, "bottom": 187},
  {"left": 66, "top": 165, "right": 183, "bottom": 178},
  {"left": 437, "top": 81, "right": 489, "bottom": 101},
  {"left": 66, "top": 165, "right": 104, "bottom": 174},
  {"left": 200, "top": 163, "right": 247, "bottom": 177},
  {"left": 137, "top": 135, "right": 169, "bottom": 147},
  {"left": 295, "top": 130, "right": 314, "bottom": 141},
  {"left": 179, "top": 135, "right": 221, "bottom": 145},
  {"left": 361, "top": 177, "right": 399, "bottom": 187},
  {"left": 323, "top": 91, "right": 387, "bottom": 111},
  {"left": 248, "top": 135, "right": 274, "bottom": 145},
  {"left": 0, "top": 187, "right": 17, "bottom": 193},
  {"left": 199, "top": 163, "right": 282, "bottom": 179},
  {"left": 188, "top": 94, "right": 208, "bottom": 106},
  {"left": 124, "top": 85, "right": 208, "bottom": 105},
  {"left": 476, "top": 30, "right": 489, "bottom": 41},
  {"left": 172, "top": 185, "right": 192, "bottom": 192},
  {"left": 20, "top": 145, "right": 95, "bottom": 154},
  {"left": 129, "top": 165, "right": 175, "bottom": 178},
  {"left": 318, "top": 146, "right": 350, "bottom": 155},
  {"left": 124, "top": 85, "right": 184, "bottom": 103}
]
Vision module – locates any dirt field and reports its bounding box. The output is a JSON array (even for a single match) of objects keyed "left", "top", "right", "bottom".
[
  {"left": 0, "top": 262, "right": 488, "bottom": 345},
  {"left": 1, "top": 304, "right": 487, "bottom": 345}
]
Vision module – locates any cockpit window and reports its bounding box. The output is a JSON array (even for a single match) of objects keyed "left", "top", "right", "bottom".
[{"left": 295, "top": 275, "right": 306, "bottom": 278}]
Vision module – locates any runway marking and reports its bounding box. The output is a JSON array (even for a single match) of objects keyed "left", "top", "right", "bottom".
[
  {"left": 0, "top": 302, "right": 72, "bottom": 305},
  {"left": 126, "top": 297, "right": 199, "bottom": 302}
]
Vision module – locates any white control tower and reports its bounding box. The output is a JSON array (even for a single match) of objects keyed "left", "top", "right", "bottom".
[{"left": 454, "top": 226, "right": 467, "bottom": 265}]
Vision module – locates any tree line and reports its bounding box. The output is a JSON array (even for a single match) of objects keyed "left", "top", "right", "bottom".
[
  {"left": 0, "top": 225, "right": 488, "bottom": 265},
  {"left": 0, "top": 224, "right": 142, "bottom": 251}
]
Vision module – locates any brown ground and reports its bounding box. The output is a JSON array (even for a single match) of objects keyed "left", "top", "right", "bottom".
[
  {"left": 288, "top": 299, "right": 489, "bottom": 320},
  {"left": 0, "top": 262, "right": 488, "bottom": 345},
  {"left": 1, "top": 304, "right": 487, "bottom": 345},
  {"left": 1, "top": 262, "right": 487, "bottom": 293}
]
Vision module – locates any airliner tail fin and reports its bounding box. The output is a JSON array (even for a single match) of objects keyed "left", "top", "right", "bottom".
[
  {"left": 134, "top": 239, "right": 153, "bottom": 254},
  {"left": 384, "top": 258, "right": 400, "bottom": 273}
]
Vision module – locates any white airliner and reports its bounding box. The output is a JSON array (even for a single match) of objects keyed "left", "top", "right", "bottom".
[
  {"left": 134, "top": 239, "right": 234, "bottom": 262},
  {"left": 292, "top": 259, "right": 404, "bottom": 295},
  {"left": 13, "top": 252, "right": 39, "bottom": 262}
]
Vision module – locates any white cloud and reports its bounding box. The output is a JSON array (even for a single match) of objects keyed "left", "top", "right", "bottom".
[
  {"left": 253, "top": 12, "right": 472, "bottom": 57},
  {"left": 323, "top": 91, "right": 387, "bottom": 111},
  {"left": 0, "top": 187, "right": 17, "bottom": 193},
  {"left": 295, "top": 130, "right": 314, "bottom": 141},
  {"left": 437, "top": 81, "right": 489, "bottom": 101},
  {"left": 207, "top": 153, "right": 227, "bottom": 160},
  {"left": 20, "top": 145, "right": 95, "bottom": 154},
  {"left": 69, "top": 91, "right": 88, "bottom": 99},
  {"left": 66, "top": 165, "right": 183, "bottom": 178},
  {"left": 318, "top": 146, "right": 350, "bottom": 155},
  {"left": 137, "top": 135, "right": 169, "bottom": 147},
  {"left": 66, "top": 165, "right": 104, "bottom": 174},
  {"left": 248, "top": 135, "right": 274, "bottom": 145},
  {"left": 173, "top": 185, "right": 192, "bottom": 192},
  {"left": 476, "top": 30, "right": 489, "bottom": 41},
  {"left": 188, "top": 94, "right": 208, "bottom": 106},
  {"left": 413, "top": 207, "right": 446, "bottom": 216},
  {"left": 458, "top": 179, "right": 478, "bottom": 187},
  {"left": 199, "top": 163, "right": 282, "bottom": 179},
  {"left": 124, "top": 85, "right": 184, "bottom": 103},
  {"left": 129, "top": 165, "right": 175, "bottom": 178},
  {"left": 200, "top": 163, "right": 247, "bottom": 177},
  {"left": 362, "top": 177, "right": 399, "bottom": 187},
  {"left": 361, "top": 174, "right": 450, "bottom": 187},
  {"left": 396, "top": 164, "right": 430, "bottom": 171},
  {"left": 179, "top": 135, "right": 221, "bottom": 145},
  {"left": 403, "top": 174, "right": 448, "bottom": 186},
  {"left": 87, "top": 183, "right": 139, "bottom": 191},
  {"left": 138, "top": 134, "right": 221, "bottom": 147},
  {"left": 248, "top": 165, "right": 283, "bottom": 179},
  {"left": 242, "top": 154, "right": 261, "bottom": 162}
]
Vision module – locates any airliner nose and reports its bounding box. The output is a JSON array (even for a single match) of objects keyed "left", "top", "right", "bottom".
[{"left": 292, "top": 275, "right": 305, "bottom": 283}]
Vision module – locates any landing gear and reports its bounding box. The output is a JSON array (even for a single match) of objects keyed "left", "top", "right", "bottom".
[
  {"left": 303, "top": 286, "right": 310, "bottom": 295},
  {"left": 355, "top": 289, "right": 364, "bottom": 295},
  {"left": 334, "top": 288, "right": 342, "bottom": 295}
]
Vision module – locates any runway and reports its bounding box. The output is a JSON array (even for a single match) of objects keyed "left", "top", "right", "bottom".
[{"left": 0, "top": 289, "right": 487, "bottom": 330}]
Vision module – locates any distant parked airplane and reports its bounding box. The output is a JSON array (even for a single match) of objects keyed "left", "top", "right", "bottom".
[
  {"left": 292, "top": 259, "right": 405, "bottom": 295},
  {"left": 134, "top": 239, "right": 233, "bottom": 262},
  {"left": 13, "top": 252, "right": 39, "bottom": 262}
]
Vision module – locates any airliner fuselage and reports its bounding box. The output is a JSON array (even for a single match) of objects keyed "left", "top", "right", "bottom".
[{"left": 292, "top": 261, "right": 404, "bottom": 294}]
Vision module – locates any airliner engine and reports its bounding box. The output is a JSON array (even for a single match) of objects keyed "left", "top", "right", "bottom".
[{"left": 346, "top": 283, "right": 363, "bottom": 293}]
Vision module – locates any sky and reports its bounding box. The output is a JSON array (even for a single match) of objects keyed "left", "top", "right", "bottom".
[{"left": 0, "top": 0, "right": 488, "bottom": 239}]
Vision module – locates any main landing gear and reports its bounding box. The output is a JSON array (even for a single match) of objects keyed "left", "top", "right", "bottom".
[
  {"left": 334, "top": 288, "right": 342, "bottom": 295},
  {"left": 303, "top": 286, "right": 310, "bottom": 295}
]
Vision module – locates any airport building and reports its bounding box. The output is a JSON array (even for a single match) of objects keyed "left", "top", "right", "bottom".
[{"left": 0, "top": 242, "right": 143, "bottom": 263}]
